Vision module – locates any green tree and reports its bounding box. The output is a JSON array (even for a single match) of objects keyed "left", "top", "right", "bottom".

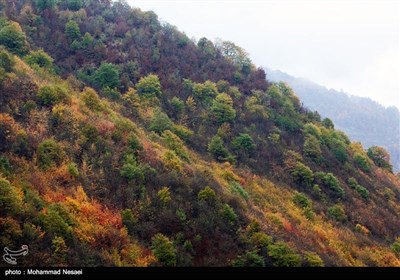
[
  {"left": 391, "top": 237, "right": 400, "bottom": 256},
  {"left": 37, "top": 86, "right": 67, "bottom": 107},
  {"left": 35, "top": 0, "right": 59, "bottom": 11},
  {"left": 135, "top": 74, "right": 162, "bottom": 98},
  {"left": 208, "top": 135, "right": 230, "bottom": 161},
  {"left": 304, "top": 252, "right": 324, "bottom": 267},
  {"left": 303, "top": 135, "right": 322, "bottom": 162},
  {"left": 81, "top": 87, "right": 102, "bottom": 111},
  {"left": 0, "top": 50, "right": 15, "bottom": 72},
  {"left": 327, "top": 204, "right": 347, "bottom": 222},
  {"left": 232, "top": 250, "right": 265, "bottom": 267},
  {"left": 217, "top": 40, "right": 252, "bottom": 73},
  {"left": 170, "top": 97, "right": 185, "bottom": 117},
  {"left": 192, "top": 80, "right": 218, "bottom": 105},
  {"left": 354, "top": 153, "right": 370, "bottom": 173},
  {"left": 65, "top": 20, "right": 81, "bottom": 41},
  {"left": 315, "top": 172, "right": 344, "bottom": 197},
  {"left": 198, "top": 186, "right": 217, "bottom": 204},
  {"left": 367, "top": 146, "right": 392, "bottom": 172},
  {"left": 121, "top": 209, "right": 137, "bottom": 234},
  {"left": 52, "top": 236, "right": 67, "bottom": 262},
  {"left": 211, "top": 93, "right": 236, "bottom": 124},
  {"left": 0, "top": 177, "right": 23, "bottom": 216},
  {"left": 39, "top": 206, "right": 72, "bottom": 240},
  {"left": 0, "top": 22, "right": 29, "bottom": 55},
  {"left": 290, "top": 162, "right": 314, "bottom": 188},
  {"left": 322, "top": 118, "right": 334, "bottom": 129},
  {"left": 151, "top": 233, "right": 177, "bottom": 266},
  {"left": 94, "top": 63, "right": 120, "bottom": 89},
  {"left": 120, "top": 154, "right": 145, "bottom": 182},
  {"left": 267, "top": 242, "right": 302, "bottom": 267},
  {"left": 157, "top": 187, "right": 171, "bottom": 206},
  {"left": 37, "top": 139, "right": 64, "bottom": 169},
  {"left": 292, "top": 192, "right": 311, "bottom": 209},
  {"left": 64, "top": 0, "right": 83, "bottom": 11},
  {"left": 25, "top": 49, "right": 53, "bottom": 69},
  {"left": 220, "top": 203, "right": 237, "bottom": 226},
  {"left": 149, "top": 110, "right": 173, "bottom": 134},
  {"left": 231, "top": 133, "right": 255, "bottom": 154}
]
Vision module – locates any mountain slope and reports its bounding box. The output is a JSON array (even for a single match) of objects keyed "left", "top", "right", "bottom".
[
  {"left": 266, "top": 68, "right": 400, "bottom": 172},
  {"left": 0, "top": 1, "right": 399, "bottom": 267}
]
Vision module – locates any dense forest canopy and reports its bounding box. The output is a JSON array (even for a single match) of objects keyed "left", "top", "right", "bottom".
[{"left": 0, "top": 0, "right": 399, "bottom": 267}]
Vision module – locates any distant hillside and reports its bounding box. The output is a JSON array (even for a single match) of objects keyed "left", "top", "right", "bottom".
[{"left": 266, "top": 69, "right": 400, "bottom": 171}]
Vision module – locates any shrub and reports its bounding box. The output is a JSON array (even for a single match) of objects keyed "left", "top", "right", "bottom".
[
  {"left": 94, "top": 63, "right": 120, "bottom": 89},
  {"left": 64, "top": 0, "right": 83, "bottom": 11},
  {"left": 172, "top": 124, "right": 193, "bottom": 141},
  {"left": 25, "top": 49, "right": 53, "bottom": 69},
  {"left": 322, "top": 118, "right": 334, "bottom": 129},
  {"left": 250, "top": 232, "right": 273, "bottom": 250},
  {"left": 303, "top": 135, "right": 322, "bottom": 162},
  {"left": 208, "top": 135, "right": 232, "bottom": 162},
  {"left": 327, "top": 204, "right": 347, "bottom": 222},
  {"left": 0, "top": 156, "right": 11, "bottom": 176},
  {"left": 121, "top": 209, "right": 137, "bottom": 234},
  {"left": 316, "top": 172, "right": 344, "bottom": 197},
  {"left": 136, "top": 74, "right": 162, "bottom": 98},
  {"left": 120, "top": 154, "right": 145, "bottom": 182},
  {"left": 290, "top": 162, "right": 314, "bottom": 188},
  {"left": 354, "top": 153, "right": 370, "bottom": 173},
  {"left": 367, "top": 146, "right": 393, "bottom": 172},
  {"left": 170, "top": 96, "right": 185, "bottom": 116},
  {"left": 347, "top": 177, "right": 358, "bottom": 189},
  {"left": 192, "top": 80, "right": 218, "bottom": 105},
  {"left": 52, "top": 236, "right": 67, "bottom": 260},
  {"left": 391, "top": 237, "right": 400, "bottom": 256},
  {"left": 211, "top": 93, "right": 236, "bottom": 124},
  {"left": 0, "top": 21, "right": 29, "bottom": 55},
  {"left": 149, "top": 110, "right": 173, "bottom": 134},
  {"left": 37, "top": 139, "right": 64, "bottom": 169},
  {"left": 39, "top": 206, "right": 73, "bottom": 240},
  {"left": 162, "top": 130, "right": 188, "bottom": 161},
  {"left": 347, "top": 177, "right": 368, "bottom": 200},
  {"left": 157, "top": 187, "right": 171, "bottom": 206},
  {"left": 35, "top": 0, "right": 59, "bottom": 11},
  {"left": 229, "top": 181, "right": 249, "bottom": 200},
  {"left": 65, "top": 20, "right": 81, "bottom": 41},
  {"left": 198, "top": 186, "right": 217, "bottom": 204},
  {"left": 220, "top": 203, "right": 237, "bottom": 226},
  {"left": 81, "top": 87, "right": 102, "bottom": 111},
  {"left": 232, "top": 250, "right": 265, "bottom": 267},
  {"left": 127, "top": 133, "right": 143, "bottom": 152},
  {"left": 267, "top": 242, "right": 302, "bottom": 267},
  {"left": 231, "top": 133, "right": 255, "bottom": 154},
  {"left": 304, "top": 251, "right": 324, "bottom": 267},
  {"left": 162, "top": 150, "right": 183, "bottom": 172},
  {"left": 292, "top": 192, "right": 311, "bottom": 209},
  {"left": 67, "top": 163, "right": 79, "bottom": 178},
  {"left": 355, "top": 185, "right": 369, "bottom": 200},
  {"left": 0, "top": 177, "right": 23, "bottom": 216},
  {"left": 151, "top": 233, "right": 176, "bottom": 266},
  {"left": 37, "top": 86, "right": 68, "bottom": 107},
  {"left": 0, "top": 49, "right": 15, "bottom": 72}
]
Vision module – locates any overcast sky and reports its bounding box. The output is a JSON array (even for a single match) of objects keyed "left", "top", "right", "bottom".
[{"left": 127, "top": 0, "right": 400, "bottom": 109}]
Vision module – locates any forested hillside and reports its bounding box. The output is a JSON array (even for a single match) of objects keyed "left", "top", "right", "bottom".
[
  {"left": 0, "top": 0, "right": 399, "bottom": 267},
  {"left": 266, "top": 68, "right": 400, "bottom": 172}
]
